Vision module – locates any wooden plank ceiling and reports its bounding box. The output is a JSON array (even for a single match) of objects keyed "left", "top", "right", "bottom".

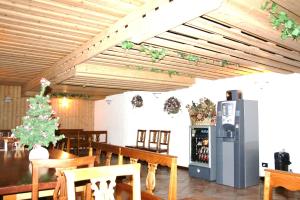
[{"left": 0, "top": 0, "right": 299, "bottom": 99}]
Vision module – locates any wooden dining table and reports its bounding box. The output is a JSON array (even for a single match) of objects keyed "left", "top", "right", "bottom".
[{"left": 0, "top": 148, "right": 77, "bottom": 197}]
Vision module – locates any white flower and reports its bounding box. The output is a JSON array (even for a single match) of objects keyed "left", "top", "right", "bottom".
[{"left": 40, "top": 78, "right": 50, "bottom": 87}]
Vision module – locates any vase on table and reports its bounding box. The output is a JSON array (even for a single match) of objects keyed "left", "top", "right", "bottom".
[{"left": 29, "top": 144, "right": 49, "bottom": 160}]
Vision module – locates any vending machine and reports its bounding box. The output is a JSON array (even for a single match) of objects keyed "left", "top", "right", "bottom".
[
  {"left": 216, "top": 99, "right": 259, "bottom": 188},
  {"left": 189, "top": 125, "right": 216, "bottom": 181}
]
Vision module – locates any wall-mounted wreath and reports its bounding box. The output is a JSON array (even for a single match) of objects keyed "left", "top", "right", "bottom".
[
  {"left": 131, "top": 95, "right": 143, "bottom": 108},
  {"left": 164, "top": 97, "right": 181, "bottom": 114}
]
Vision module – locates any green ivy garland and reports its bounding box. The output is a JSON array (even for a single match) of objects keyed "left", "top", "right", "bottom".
[
  {"left": 140, "top": 45, "right": 166, "bottom": 62},
  {"left": 261, "top": 1, "right": 300, "bottom": 40},
  {"left": 121, "top": 40, "right": 134, "bottom": 50},
  {"left": 51, "top": 93, "right": 90, "bottom": 99},
  {"left": 120, "top": 41, "right": 234, "bottom": 76}
]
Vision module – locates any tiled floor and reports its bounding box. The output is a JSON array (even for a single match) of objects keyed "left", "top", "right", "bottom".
[{"left": 148, "top": 165, "right": 300, "bottom": 200}]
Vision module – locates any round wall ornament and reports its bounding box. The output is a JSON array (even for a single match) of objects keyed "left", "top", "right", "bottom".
[
  {"left": 131, "top": 95, "right": 143, "bottom": 108},
  {"left": 164, "top": 97, "right": 181, "bottom": 114}
]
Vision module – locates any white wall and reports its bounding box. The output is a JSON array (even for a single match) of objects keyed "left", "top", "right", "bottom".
[{"left": 94, "top": 72, "right": 300, "bottom": 175}]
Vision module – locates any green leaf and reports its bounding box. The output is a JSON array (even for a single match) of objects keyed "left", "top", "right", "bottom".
[
  {"left": 167, "top": 70, "right": 178, "bottom": 77},
  {"left": 221, "top": 60, "right": 229, "bottom": 67},
  {"left": 121, "top": 40, "right": 134, "bottom": 50},
  {"left": 278, "top": 12, "right": 288, "bottom": 23},
  {"left": 291, "top": 26, "right": 300, "bottom": 37},
  {"left": 271, "top": 2, "right": 278, "bottom": 13},
  {"left": 280, "top": 30, "right": 289, "bottom": 39},
  {"left": 186, "top": 55, "right": 199, "bottom": 62},
  {"left": 285, "top": 19, "right": 294, "bottom": 29},
  {"left": 272, "top": 18, "right": 281, "bottom": 28},
  {"left": 136, "top": 66, "right": 144, "bottom": 70},
  {"left": 261, "top": 1, "right": 270, "bottom": 10}
]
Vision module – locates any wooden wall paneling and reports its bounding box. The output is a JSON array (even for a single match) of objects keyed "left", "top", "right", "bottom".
[
  {"left": 0, "top": 85, "right": 27, "bottom": 130},
  {"left": 50, "top": 98, "right": 94, "bottom": 130}
]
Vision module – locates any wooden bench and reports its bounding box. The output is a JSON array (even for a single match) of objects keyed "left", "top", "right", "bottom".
[
  {"left": 56, "top": 129, "right": 107, "bottom": 155},
  {"left": 89, "top": 142, "right": 177, "bottom": 200},
  {"left": 264, "top": 169, "right": 300, "bottom": 200}
]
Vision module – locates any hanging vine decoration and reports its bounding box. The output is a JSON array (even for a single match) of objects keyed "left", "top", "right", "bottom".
[
  {"left": 140, "top": 45, "right": 166, "bottom": 62},
  {"left": 51, "top": 93, "right": 90, "bottom": 99},
  {"left": 121, "top": 40, "right": 134, "bottom": 50},
  {"left": 220, "top": 59, "right": 229, "bottom": 67},
  {"left": 119, "top": 41, "right": 238, "bottom": 77},
  {"left": 178, "top": 51, "right": 230, "bottom": 67},
  {"left": 261, "top": 1, "right": 300, "bottom": 40},
  {"left": 164, "top": 97, "right": 181, "bottom": 114},
  {"left": 131, "top": 95, "right": 143, "bottom": 108},
  {"left": 167, "top": 70, "right": 179, "bottom": 77},
  {"left": 178, "top": 52, "right": 200, "bottom": 62}
]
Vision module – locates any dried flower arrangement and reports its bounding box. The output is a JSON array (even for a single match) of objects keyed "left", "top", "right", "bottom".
[
  {"left": 131, "top": 95, "right": 143, "bottom": 108},
  {"left": 164, "top": 97, "right": 181, "bottom": 114},
  {"left": 186, "top": 97, "right": 216, "bottom": 125}
]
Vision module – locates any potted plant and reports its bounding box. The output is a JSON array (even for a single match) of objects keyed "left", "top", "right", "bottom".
[
  {"left": 186, "top": 97, "right": 216, "bottom": 125},
  {"left": 12, "top": 78, "right": 64, "bottom": 160}
]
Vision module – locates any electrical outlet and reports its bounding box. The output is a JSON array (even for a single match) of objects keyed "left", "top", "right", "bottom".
[{"left": 262, "top": 162, "right": 268, "bottom": 167}]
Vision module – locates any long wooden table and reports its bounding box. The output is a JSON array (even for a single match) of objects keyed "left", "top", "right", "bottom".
[{"left": 0, "top": 149, "right": 77, "bottom": 196}]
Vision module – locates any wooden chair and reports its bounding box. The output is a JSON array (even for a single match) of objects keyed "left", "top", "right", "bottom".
[
  {"left": 64, "top": 163, "right": 141, "bottom": 200},
  {"left": 147, "top": 130, "right": 160, "bottom": 152},
  {"left": 30, "top": 155, "right": 96, "bottom": 200},
  {"left": 126, "top": 129, "right": 147, "bottom": 149},
  {"left": 136, "top": 129, "right": 147, "bottom": 149},
  {"left": 57, "top": 129, "right": 83, "bottom": 155},
  {"left": 0, "top": 130, "right": 12, "bottom": 137},
  {"left": 83, "top": 131, "right": 108, "bottom": 145},
  {"left": 0, "top": 130, "right": 13, "bottom": 150},
  {"left": 54, "top": 137, "right": 68, "bottom": 151},
  {"left": 157, "top": 130, "right": 171, "bottom": 154},
  {"left": 264, "top": 169, "right": 300, "bottom": 200}
]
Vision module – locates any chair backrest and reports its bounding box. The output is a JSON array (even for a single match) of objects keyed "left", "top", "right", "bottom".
[
  {"left": 83, "top": 130, "right": 108, "bottom": 143},
  {"left": 148, "top": 130, "right": 160, "bottom": 150},
  {"left": 64, "top": 163, "right": 141, "bottom": 200},
  {"left": 264, "top": 169, "right": 300, "bottom": 200},
  {"left": 0, "top": 130, "right": 12, "bottom": 137},
  {"left": 56, "top": 129, "right": 83, "bottom": 155},
  {"left": 136, "top": 129, "right": 147, "bottom": 148},
  {"left": 158, "top": 130, "right": 171, "bottom": 154},
  {"left": 31, "top": 155, "right": 95, "bottom": 200}
]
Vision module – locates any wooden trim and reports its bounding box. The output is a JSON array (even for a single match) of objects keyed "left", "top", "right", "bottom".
[{"left": 264, "top": 169, "right": 300, "bottom": 200}]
